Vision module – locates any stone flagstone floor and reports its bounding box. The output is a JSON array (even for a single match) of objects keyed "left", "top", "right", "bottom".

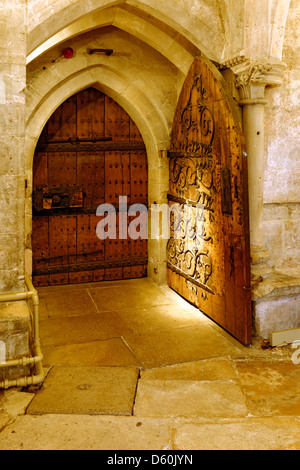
[{"left": 0, "top": 278, "right": 300, "bottom": 450}]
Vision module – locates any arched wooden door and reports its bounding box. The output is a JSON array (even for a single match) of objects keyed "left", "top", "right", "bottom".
[
  {"left": 32, "top": 87, "right": 148, "bottom": 286},
  {"left": 167, "top": 57, "right": 252, "bottom": 345}
]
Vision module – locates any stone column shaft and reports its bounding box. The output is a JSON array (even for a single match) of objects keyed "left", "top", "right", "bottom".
[
  {"left": 0, "top": 0, "right": 26, "bottom": 293},
  {"left": 233, "top": 60, "right": 286, "bottom": 278}
]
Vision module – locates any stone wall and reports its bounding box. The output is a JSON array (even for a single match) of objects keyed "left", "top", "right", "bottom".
[
  {"left": 0, "top": 0, "right": 26, "bottom": 294},
  {"left": 263, "top": 0, "right": 300, "bottom": 271},
  {"left": 0, "top": 301, "right": 30, "bottom": 382}
]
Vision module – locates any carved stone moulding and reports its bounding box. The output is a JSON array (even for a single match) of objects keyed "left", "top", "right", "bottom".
[{"left": 232, "top": 58, "right": 286, "bottom": 103}]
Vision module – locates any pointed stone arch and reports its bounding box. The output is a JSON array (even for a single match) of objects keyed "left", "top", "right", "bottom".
[
  {"left": 25, "top": 64, "right": 172, "bottom": 284},
  {"left": 26, "top": 1, "right": 226, "bottom": 64}
]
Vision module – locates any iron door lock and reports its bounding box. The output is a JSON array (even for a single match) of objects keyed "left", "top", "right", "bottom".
[{"left": 33, "top": 185, "right": 84, "bottom": 211}]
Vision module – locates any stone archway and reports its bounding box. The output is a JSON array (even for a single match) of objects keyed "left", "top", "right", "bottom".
[{"left": 25, "top": 37, "right": 176, "bottom": 285}]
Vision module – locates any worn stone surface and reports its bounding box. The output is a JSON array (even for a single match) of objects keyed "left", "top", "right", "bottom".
[
  {"left": 116, "top": 304, "right": 203, "bottom": 335},
  {"left": 235, "top": 361, "right": 300, "bottom": 416},
  {"left": 42, "top": 338, "right": 140, "bottom": 368},
  {"left": 123, "top": 323, "right": 243, "bottom": 368},
  {"left": 39, "top": 313, "right": 133, "bottom": 348},
  {"left": 88, "top": 281, "right": 173, "bottom": 312},
  {"left": 134, "top": 361, "right": 246, "bottom": 419},
  {"left": 0, "top": 278, "right": 299, "bottom": 450},
  {"left": 38, "top": 288, "right": 98, "bottom": 319},
  {"left": 0, "top": 0, "right": 298, "bottom": 349},
  {"left": 2, "top": 389, "right": 35, "bottom": 417},
  {"left": 139, "top": 360, "right": 238, "bottom": 382},
  {"left": 172, "top": 418, "right": 300, "bottom": 450},
  {"left": 26, "top": 366, "right": 140, "bottom": 416},
  {"left": 0, "top": 414, "right": 173, "bottom": 450},
  {"left": 134, "top": 379, "right": 248, "bottom": 418}
]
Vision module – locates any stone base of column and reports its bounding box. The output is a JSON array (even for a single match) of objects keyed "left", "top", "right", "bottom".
[
  {"left": 0, "top": 301, "right": 32, "bottom": 383},
  {"left": 250, "top": 245, "right": 273, "bottom": 280},
  {"left": 251, "top": 268, "right": 300, "bottom": 339}
]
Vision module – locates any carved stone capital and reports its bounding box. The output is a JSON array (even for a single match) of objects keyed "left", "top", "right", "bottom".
[{"left": 233, "top": 59, "right": 286, "bottom": 105}]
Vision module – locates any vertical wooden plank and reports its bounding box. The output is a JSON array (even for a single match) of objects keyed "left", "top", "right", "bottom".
[
  {"left": 33, "top": 152, "right": 48, "bottom": 187},
  {"left": 47, "top": 152, "right": 62, "bottom": 187},
  {"left": 77, "top": 151, "right": 95, "bottom": 209},
  {"left": 105, "top": 151, "right": 121, "bottom": 205},
  {"left": 61, "top": 96, "right": 77, "bottom": 140},
  {"left": 48, "top": 152, "right": 77, "bottom": 187},
  {"left": 49, "top": 215, "right": 69, "bottom": 285},
  {"left": 92, "top": 89, "right": 105, "bottom": 140},
  {"left": 105, "top": 95, "right": 130, "bottom": 141},
  {"left": 130, "top": 150, "right": 148, "bottom": 205},
  {"left": 104, "top": 213, "right": 123, "bottom": 281},
  {"left": 91, "top": 152, "right": 105, "bottom": 208},
  {"left": 69, "top": 213, "right": 91, "bottom": 284},
  {"left": 47, "top": 95, "right": 77, "bottom": 141},
  {"left": 77, "top": 88, "right": 105, "bottom": 140},
  {"left": 48, "top": 215, "right": 77, "bottom": 285},
  {"left": 66, "top": 214, "right": 77, "bottom": 278},
  {"left": 47, "top": 105, "right": 61, "bottom": 142},
  {"left": 77, "top": 150, "right": 105, "bottom": 211},
  {"left": 104, "top": 150, "right": 123, "bottom": 280},
  {"left": 89, "top": 213, "right": 105, "bottom": 282},
  {"left": 77, "top": 88, "right": 93, "bottom": 140}
]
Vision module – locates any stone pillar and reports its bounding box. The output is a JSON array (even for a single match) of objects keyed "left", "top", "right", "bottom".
[
  {"left": 0, "top": 0, "right": 26, "bottom": 293},
  {"left": 0, "top": 1, "right": 32, "bottom": 383},
  {"left": 234, "top": 60, "right": 286, "bottom": 279}
]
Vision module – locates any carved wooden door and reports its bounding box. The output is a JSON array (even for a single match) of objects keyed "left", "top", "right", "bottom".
[
  {"left": 167, "top": 57, "right": 252, "bottom": 345},
  {"left": 32, "top": 87, "right": 148, "bottom": 286}
]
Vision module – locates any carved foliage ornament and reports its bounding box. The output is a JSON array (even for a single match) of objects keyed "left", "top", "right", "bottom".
[{"left": 234, "top": 60, "right": 286, "bottom": 101}]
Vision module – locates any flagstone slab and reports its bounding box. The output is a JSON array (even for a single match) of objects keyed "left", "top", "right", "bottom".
[
  {"left": 2, "top": 389, "right": 35, "bottom": 417},
  {"left": 42, "top": 338, "right": 140, "bottom": 367},
  {"left": 117, "top": 304, "right": 206, "bottom": 335},
  {"left": 88, "top": 282, "right": 173, "bottom": 312},
  {"left": 172, "top": 418, "right": 300, "bottom": 450},
  {"left": 39, "top": 311, "right": 133, "bottom": 347},
  {"left": 0, "top": 414, "right": 172, "bottom": 450},
  {"left": 26, "top": 366, "right": 140, "bottom": 416},
  {"left": 39, "top": 289, "right": 98, "bottom": 318},
  {"left": 235, "top": 361, "right": 300, "bottom": 416},
  {"left": 134, "top": 379, "right": 248, "bottom": 418},
  {"left": 124, "top": 324, "right": 244, "bottom": 368},
  {"left": 139, "top": 360, "right": 238, "bottom": 382}
]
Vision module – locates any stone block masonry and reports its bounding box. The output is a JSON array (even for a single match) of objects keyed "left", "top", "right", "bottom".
[
  {"left": 0, "top": 0, "right": 26, "bottom": 294},
  {"left": 0, "top": 301, "right": 31, "bottom": 382}
]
